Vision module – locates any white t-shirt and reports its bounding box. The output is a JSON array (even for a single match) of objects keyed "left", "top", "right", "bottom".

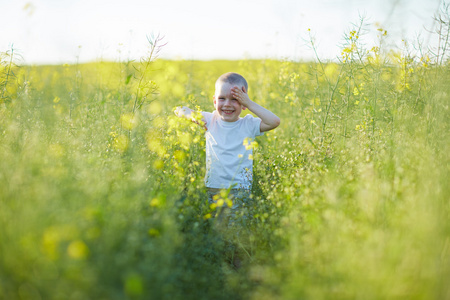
[{"left": 201, "top": 111, "right": 263, "bottom": 190}]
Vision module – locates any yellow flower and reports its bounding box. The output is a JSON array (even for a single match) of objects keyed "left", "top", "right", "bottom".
[
  {"left": 150, "top": 198, "right": 160, "bottom": 207},
  {"left": 120, "top": 113, "right": 138, "bottom": 130},
  {"left": 153, "top": 159, "right": 164, "bottom": 170},
  {"left": 113, "top": 135, "right": 129, "bottom": 153},
  {"left": 147, "top": 135, "right": 166, "bottom": 157},
  {"left": 226, "top": 199, "right": 233, "bottom": 208},
  {"left": 178, "top": 132, "right": 192, "bottom": 150},
  {"left": 174, "top": 150, "right": 186, "bottom": 162},
  {"left": 243, "top": 138, "right": 257, "bottom": 150},
  {"left": 148, "top": 228, "right": 160, "bottom": 237},
  {"left": 67, "top": 240, "right": 89, "bottom": 260}
]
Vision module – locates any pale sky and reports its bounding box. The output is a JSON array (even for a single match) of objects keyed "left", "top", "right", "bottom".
[{"left": 0, "top": 0, "right": 443, "bottom": 64}]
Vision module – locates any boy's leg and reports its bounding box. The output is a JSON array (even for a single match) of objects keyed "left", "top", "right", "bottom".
[
  {"left": 227, "top": 189, "right": 251, "bottom": 228},
  {"left": 206, "top": 188, "right": 253, "bottom": 269},
  {"left": 227, "top": 189, "right": 252, "bottom": 269},
  {"left": 206, "top": 188, "right": 231, "bottom": 229},
  {"left": 207, "top": 188, "right": 252, "bottom": 227}
]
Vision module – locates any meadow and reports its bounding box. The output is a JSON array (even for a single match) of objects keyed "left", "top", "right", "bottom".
[{"left": 1, "top": 21, "right": 449, "bottom": 299}]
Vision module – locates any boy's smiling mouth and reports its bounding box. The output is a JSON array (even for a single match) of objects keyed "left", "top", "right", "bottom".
[{"left": 222, "top": 109, "right": 235, "bottom": 114}]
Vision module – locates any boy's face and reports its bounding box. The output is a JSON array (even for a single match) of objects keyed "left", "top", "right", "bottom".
[{"left": 213, "top": 82, "right": 244, "bottom": 122}]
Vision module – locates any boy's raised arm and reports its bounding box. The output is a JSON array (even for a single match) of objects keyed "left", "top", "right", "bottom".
[
  {"left": 231, "top": 87, "right": 280, "bottom": 132},
  {"left": 174, "top": 106, "right": 207, "bottom": 130}
]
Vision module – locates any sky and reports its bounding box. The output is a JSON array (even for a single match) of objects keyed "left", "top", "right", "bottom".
[{"left": 0, "top": 0, "right": 444, "bottom": 65}]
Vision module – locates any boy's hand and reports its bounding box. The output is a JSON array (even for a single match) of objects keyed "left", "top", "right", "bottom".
[
  {"left": 231, "top": 86, "right": 281, "bottom": 132},
  {"left": 174, "top": 106, "right": 207, "bottom": 130},
  {"left": 231, "top": 86, "right": 252, "bottom": 109},
  {"left": 174, "top": 106, "right": 191, "bottom": 118}
]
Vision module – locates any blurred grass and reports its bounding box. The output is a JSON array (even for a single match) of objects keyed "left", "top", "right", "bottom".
[{"left": 1, "top": 29, "right": 450, "bottom": 299}]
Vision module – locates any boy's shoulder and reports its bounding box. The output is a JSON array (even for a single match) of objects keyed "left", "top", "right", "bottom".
[
  {"left": 202, "top": 111, "right": 260, "bottom": 123},
  {"left": 201, "top": 110, "right": 214, "bottom": 121},
  {"left": 241, "top": 113, "right": 258, "bottom": 120},
  {"left": 201, "top": 111, "right": 214, "bottom": 116}
]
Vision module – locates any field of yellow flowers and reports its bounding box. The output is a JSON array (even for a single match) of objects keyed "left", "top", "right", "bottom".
[{"left": 1, "top": 24, "right": 449, "bottom": 299}]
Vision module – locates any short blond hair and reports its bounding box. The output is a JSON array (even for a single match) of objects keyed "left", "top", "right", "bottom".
[{"left": 215, "top": 72, "right": 248, "bottom": 91}]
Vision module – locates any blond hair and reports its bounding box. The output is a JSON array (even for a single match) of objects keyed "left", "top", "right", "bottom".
[{"left": 215, "top": 72, "right": 248, "bottom": 91}]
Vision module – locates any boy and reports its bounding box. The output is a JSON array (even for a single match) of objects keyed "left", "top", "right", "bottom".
[{"left": 175, "top": 72, "right": 280, "bottom": 224}]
